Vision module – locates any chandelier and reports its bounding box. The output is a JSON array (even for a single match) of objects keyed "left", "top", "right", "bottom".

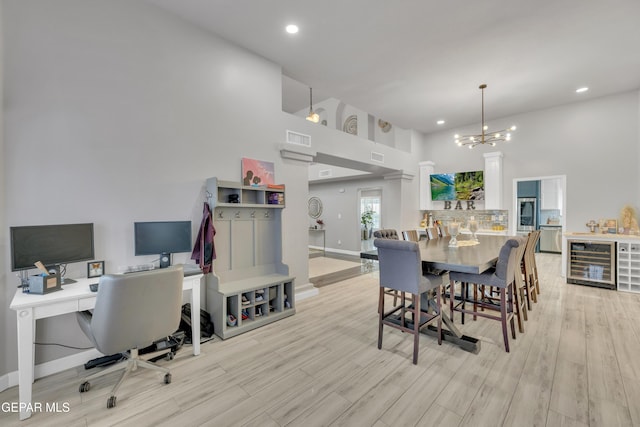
[
  {"left": 306, "top": 87, "right": 319, "bottom": 123},
  {"left": 455, "top": 84, "right": 516, "bottom": 149}
]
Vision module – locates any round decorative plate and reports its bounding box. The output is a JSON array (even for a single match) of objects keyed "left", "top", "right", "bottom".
[
  {"left": 308, "top": 197, "right": 323, "bottom": 218},
  {"left": 378, "top": 119, "right": 392, "bottom": 133},
  {"left": 343, "top": 115, "right": 358, "bottom": 135}
]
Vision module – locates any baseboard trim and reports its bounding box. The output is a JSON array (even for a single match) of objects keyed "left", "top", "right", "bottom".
[
  {"left": 324, "top": 248, "right": 361, "bottom": 257},
  {"left": 295, "top": 282, "right": 319, "bottom": 301},
  {"left": 1, "top": 349, "right": 103, "bottom": 391},
  {"left": 0, "top": 372, "right": 10, "bottom": 393}
]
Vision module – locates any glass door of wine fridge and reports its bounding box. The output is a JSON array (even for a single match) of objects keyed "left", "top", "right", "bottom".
[{"left": 567, "top": 240, "right": 616, "bottom": 289}]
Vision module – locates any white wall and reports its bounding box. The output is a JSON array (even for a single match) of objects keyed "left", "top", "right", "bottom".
[
  {"left": 1, "top": 0, "right": 309, "bottom": 372},
  {"left": 422, "top": 91, "right": 640, "bottom": 232},
  {"left": 0, "top": 0, "right": 7, "bottom": 380}
]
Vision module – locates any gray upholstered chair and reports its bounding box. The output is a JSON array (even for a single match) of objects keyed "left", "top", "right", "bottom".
[
  {"left": 77, "top": 265, "right": 184, "bottom": 408},
  {"left": 449, "top": 237, "right": 525, "bottom": 352},
  {"left": 374, "top": 238, "right": 449, "bottom": 364},
  {"left": 373, "top": 229, "right": 399, "bottom": 240},
  {"left": 373, "top": 229, "right": 400, "bottom": 304}
]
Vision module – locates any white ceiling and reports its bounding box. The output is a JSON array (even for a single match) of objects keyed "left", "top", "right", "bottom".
[{"left": 148, "top": 0, "right": 640, "bottom": 135}]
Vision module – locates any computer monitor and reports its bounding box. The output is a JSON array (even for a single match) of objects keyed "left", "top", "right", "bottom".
[
  {"left": 10, "top": 223, "right": 95, "bottom": 283},
  {"left": 134, "top": 221, "right": 192, "bottom": 268}
]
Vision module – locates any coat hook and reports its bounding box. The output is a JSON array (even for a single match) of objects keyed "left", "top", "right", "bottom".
[
  {"left": 264, "top": 211, "right": 270, "bottom": 218},
  {"left": 235, "top": 211, "right": 241, "bottom": 218},
  {"left": 217, "top": 211, "right": 224, "bottom": 219},
  {"left": 250, "top": 211, "right": 256, "bottom": 218}
]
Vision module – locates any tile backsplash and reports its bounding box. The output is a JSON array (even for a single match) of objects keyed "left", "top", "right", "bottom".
[{"left": 425, "top": 210, "right": 509, "bottom": 230}]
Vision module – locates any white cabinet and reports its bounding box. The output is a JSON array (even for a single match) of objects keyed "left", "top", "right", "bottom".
[
  {"left": 541, "top": 178, "right": 562, "bottom": 210},
  {"left": 618, "top": 242, "right": 640, "bottom": 293}
]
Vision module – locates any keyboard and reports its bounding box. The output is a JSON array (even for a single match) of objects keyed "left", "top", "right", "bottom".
[{"left": 89, "top": 283, "right": 99, "bottom": 292}]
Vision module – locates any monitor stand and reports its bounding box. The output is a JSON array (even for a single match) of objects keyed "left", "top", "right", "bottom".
[{"left": 159, "top": 252, "right": 171, "bottom": 269}]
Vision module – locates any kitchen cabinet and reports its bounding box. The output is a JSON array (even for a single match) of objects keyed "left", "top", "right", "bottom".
[{"left": 541, "top": 178, "right": 562, "bottom": 210}]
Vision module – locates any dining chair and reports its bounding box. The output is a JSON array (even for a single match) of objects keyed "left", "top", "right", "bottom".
[
  {"left": 522, "top": 230, "right": 540, "bottom": 309},
  {"left": 374, "top": 238, "right": 448, "bottom": 364},
  {"left": 373, "top": 229, "right": 400, "bottom": 306},
  {"left": 448, "top": 237, "right": 524, "bottom": 352},
  {"left": 401, "top": 229, "right": 419, "bottom": 242},
  {"left": 425, "top": 227, "right": 438, "bottom": 240},
  {"left": 478, "top": 238, "right": 528, "bottom": 333},
  {"left": 437, "top": 224, "right": 450, "bottom": 237},
  {"left": 373, "top": 229, "right": 399, "bottom": 240}
]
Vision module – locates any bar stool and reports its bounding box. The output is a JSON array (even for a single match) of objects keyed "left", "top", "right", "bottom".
[
  {"left": 425, "top": 227, "right": 438, "bottom": 240},
  {"left": 401, "top": 230, "right": 419, "bottom": 242},
  {"left": 522, "top": 230, "right": 540, "bottom": 309},
  {"left": 374, "top": 239, "right": 448, "bottom": 364},
  {"left": 449, "top": 237, "right": 524, "bottom": 352},
  {"left": 373, "top": 229, "right": 400, "bottom": 306}
]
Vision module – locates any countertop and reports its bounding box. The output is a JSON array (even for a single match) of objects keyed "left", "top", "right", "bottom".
[{"left": 564, "top": 232, "right": 640, "bottom": 241}]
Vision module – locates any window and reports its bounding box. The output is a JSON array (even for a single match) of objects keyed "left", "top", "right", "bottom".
[{"left": 359, "top": 189, "right": 382, "bottom": 230}]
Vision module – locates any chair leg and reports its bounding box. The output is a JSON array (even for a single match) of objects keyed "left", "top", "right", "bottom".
[
  {"left": 508, "top": 283, "right": 516, "bottom": 340},
  {"left": 378, "top": 287, "right": 384, "bottom": 350},
  {"left": 500, "top": 288, "right": 510, "bottom": 352},
  {"left": 449, "top": 279, "right": 455, "bottom": 322},
  {"left": 436, "top": 285, "right": 442, "bottom": 346},
  {"left": 412, "top": 295, "right": 420, "bottom": 365},
  {"left": 513, "top": 280, "right": 524, "bottom": 333}
]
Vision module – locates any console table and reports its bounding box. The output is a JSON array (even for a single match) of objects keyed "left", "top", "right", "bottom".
[
  {"left": 308, "top": 228, "right": 326, "bottom": 255},
  {"left": 9, "top": 273, "right": 203, "bottom": 420}
]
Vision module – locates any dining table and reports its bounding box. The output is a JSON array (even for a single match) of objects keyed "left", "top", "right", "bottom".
[{"left": 361, "top": 234, "right": 513, "bottom": 353}]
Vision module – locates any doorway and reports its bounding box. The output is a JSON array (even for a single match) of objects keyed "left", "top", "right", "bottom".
[{"left": 359, "top": 188, "right": 382, "bottom": 251}]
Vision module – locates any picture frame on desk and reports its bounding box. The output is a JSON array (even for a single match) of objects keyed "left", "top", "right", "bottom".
[
  {"left": 88, "top": 260, "right": 105, "bottom": 278},
  {"left": 605, "top": 219, "right": 618, "bottom": 234}
]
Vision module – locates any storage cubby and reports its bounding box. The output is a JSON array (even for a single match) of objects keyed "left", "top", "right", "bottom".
[
  {"left": 209, "top": 275, "right": 295, "bottom": 339},
  {"left": 209, "top": 177, "right": 285, "bottom": 208},
  {"left": 205, "top": 177, "right": 294, "bottom": 339},
  {"left": 618, "top": 242, "right": 640, "bottom": 293}
]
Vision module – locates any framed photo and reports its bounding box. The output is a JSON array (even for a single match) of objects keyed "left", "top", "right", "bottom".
[
  {"left": 241, "top": 157, "right": 275, "bottom": 186},
  {"left": 87, "top": 261, "right": 105, "bottom": 278},
  {"left": 605, "top": 219, "right": 618, "bottom": 234}
]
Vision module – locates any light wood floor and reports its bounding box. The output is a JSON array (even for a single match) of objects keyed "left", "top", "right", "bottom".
[{"left": 2, "top": 253, "right": 640, "bottom": 426}]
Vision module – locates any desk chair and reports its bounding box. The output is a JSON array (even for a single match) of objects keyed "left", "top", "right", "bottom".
[
  {"left": 76, "top": 266, "right": 184, "bottom": 408},
  {"left": 449, "top": 238, "right": 523, "bottom": 352},
  {"left": 374, "top": 239, "right": 448, "bottom": 364}
]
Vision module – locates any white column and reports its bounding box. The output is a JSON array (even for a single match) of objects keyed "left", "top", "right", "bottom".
[
  {"left": 483, "top": 152, "right": 503, "bottom": 209},
  {"left": 418, "top": 161, "right": 435, "bottom": 210}
]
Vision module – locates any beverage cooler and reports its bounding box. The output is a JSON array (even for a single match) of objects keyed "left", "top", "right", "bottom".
[{"left": 566, "top": 240, "right": 616, "bottom": 289}]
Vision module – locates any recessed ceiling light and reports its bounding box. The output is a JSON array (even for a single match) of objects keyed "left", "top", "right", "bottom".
[
  {"left": 285, "top": 24, "right": 299, "bottom": 34},
  {"left": 576, "top": 87, "right": 589, "bottom": 93},
  {"left": 437, "top": 120, "right": 445, "bottom": 125}
]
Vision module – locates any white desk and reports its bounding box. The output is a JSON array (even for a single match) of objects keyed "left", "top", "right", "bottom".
[{"left": 9, "top": 273, "right": 203, "bottom": 421}]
